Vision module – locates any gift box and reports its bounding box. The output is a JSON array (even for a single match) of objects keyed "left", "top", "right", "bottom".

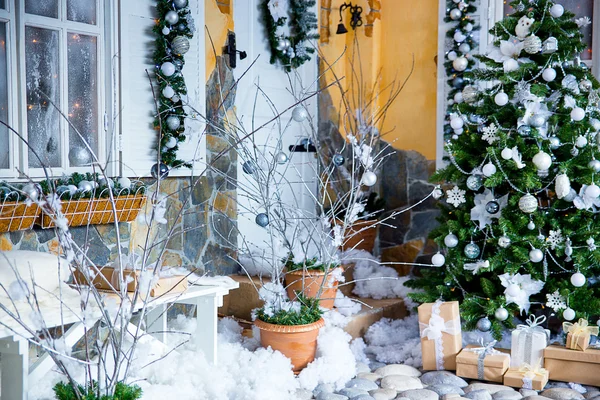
[
  {"left": 544, "top": 345, "right": 600, "bottom": 385},
  {"left": 73, "top": 267, "right": 188, "bottom": 297},
  {"left": 418, "top": 300, "right": 462, "bottom": 370},
  {"left": 503, "top": 363, "right": 549, "bottom": 390},
  {"left": 564, "top": 319, "right": 599, "bottom": 351},
  {"left": 510, "top": 315, "right": 550, "bottom": 367},
  {"left": 456, "top": 342, "right": 510, "bottom": 382}
]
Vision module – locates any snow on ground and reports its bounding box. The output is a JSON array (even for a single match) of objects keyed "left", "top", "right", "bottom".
[{"left": 363, "top": 314, "right": 422, "bottom": 367}]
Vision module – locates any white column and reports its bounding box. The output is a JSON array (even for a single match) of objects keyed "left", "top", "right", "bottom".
[
  {"left": 146, "top": 304, "right": 169, "bottom": 344},
  {"left": 0, "top": 337, "right": 29, "bottom": 400},
  {"left": 194, "top": 294, "right": 218, "bottom": 364}
]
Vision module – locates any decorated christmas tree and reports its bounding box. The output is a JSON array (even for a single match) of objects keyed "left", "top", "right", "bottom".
[{"left": 408, "top": 0, "right": 600, "bottom": 338}]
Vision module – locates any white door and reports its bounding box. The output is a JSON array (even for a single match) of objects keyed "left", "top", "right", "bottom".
[{"left": 233, "top": 0, "right": 319, "bottom": 265}]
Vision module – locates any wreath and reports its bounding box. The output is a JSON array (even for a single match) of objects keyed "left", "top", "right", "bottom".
[
  {"left": 261, "top": 0, "right": 319, "bottom": 72},
  {"left": 152, "top": 0, "right": 195, "bottom": 169}
]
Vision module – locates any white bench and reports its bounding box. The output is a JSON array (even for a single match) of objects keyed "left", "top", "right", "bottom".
[{"left": 0, "top": 281, "right": 239, "bottom": 400}]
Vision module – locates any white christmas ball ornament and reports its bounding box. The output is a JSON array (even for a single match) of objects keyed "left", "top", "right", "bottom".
[
  {"left": 450, "top": 116, "right": 464, "bottom": 130},
  {"left": 447, "top": 51, "right": 458, "bottom": 61},
  {"left": 165, "top": 10, "right": 180, "bottom": 25},
  {"left": 532, "top": 151, "right": 552, "bottom": 171},
  {"left": 495, "top": 307, "right": 509, "bottom": 321},
  {"left": 117, "top": 177, "right": 132, "bottom": 189},
  {"left": 495, "top": 92, "right": 509, "bottom": 106},
  {"left": 458, "top": 43, "right": 471, "bottom": 54},
  {"left": 292, "top": 107, "right": 308, "bottom": 122},
  {"left": 453, "top": 57, "right": 468, "bottom": 72},
  {"left": 454, "top": 92, "right": 463, "bottom": 103},
  {"left": 454, "top": 31, "right": 467, "bottom": 43},
  {"left": 444, "top": 233, "right": 459, "bottom": 248},
  {"left": 465, "top": 23, "right": 473, "bottom": 32},
  {"left": 482, "top": 163, "right": 497, "bottom": 177},
  {"left": 160, "top": 62, "right": 176, "bottom": 77},
  {"left": 571, "top": 272, "right": 586, "bottom": 287},
  {"left": 362, "top": 171, "right": 378, "bottom": 187},
  {"left": 162, "top": 86, "right": 175, "bottom": 98},
  {"left": 432, "top": 252, "right": 446, "bottom": 267},
  {"left": 586, "top": 183, "right": 600, "bottom": 198},
  {"left": 529, "top": 248, "right": 544, "bottom": 263},
  {"left": 506, "top": 283, "right": 521, "bottom": 297},
  {"left": 576, "top": 135, "right": 588, "bottom": 148},
  {"left": 165, "top": 136, "right": 178, "bottom": 148},
  {"left": 563, "top": 307, "right": 576, "bottom": 321},
  {"left": 542, "top": 68, "right": 557, "bottom": 82},
  {"left": 166, "top": 116, "right": 181, "bottom": 131},
  {"left": 275, "top": 152, "right": 289, "bottom": 164},
  {"left": 162, "top": 27, "right": 171, "bottom": 35},
  {"left": 550, "top": 4, "right": 564, "bottom": 18},
  {"left": 571, "top": 107, "right": 586, "bottom": 122},
  {"left": 449, "top": 8, "right": 462, "bottom": 20},
  {"left": 504, "top": 59, "right": 519, "bottom": 72},
  {"left": 518, "top": 193, "right": 538, "bottom": 213},
  {"left": 501, "top": 148, "right": 513, "bottom": 160}
]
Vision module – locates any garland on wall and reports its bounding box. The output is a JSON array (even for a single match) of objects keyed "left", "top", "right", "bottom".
[
  {"left": 443, "top": 0, "right": 479, "bottom": 141},
  {"left": 153, "top": 0, "right": 195, "bottom": 169},
  {"left": 261, "top": 0, "right": 319, "bottom": 72}
]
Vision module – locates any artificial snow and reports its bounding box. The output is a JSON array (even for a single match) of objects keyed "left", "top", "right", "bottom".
[{"left": 363, "top": 314, "right": 422, "bottom": 367}]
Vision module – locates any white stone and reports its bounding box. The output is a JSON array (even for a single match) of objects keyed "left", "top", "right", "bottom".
[
  {"left": 540, "top": 388, "right": 585, "bottom": 400},
  {"left": 465, "top": 384, "right": 515, "bottom": 395},
  {"left": 465, "top": 389, "right": 493, "bottom": 400},
  {"left": 375, "top": 364, "right": 422, "bottom": 377},
  {"left": 443, "top": 395, "right": 463, "bottom": 400},
  {"left": 346, "top": 378, "right": 379, "bottom": 392},
  {"left": 522, "top": 397, "right": 552, "bottom": 400},
  {"left": 357, "top": 372, "right": 382, "bottom": 382},
  {"left": 353, "top": 395, "right": 376, "bottom": 400},
  {"left": 315, "top": 383, "right": 336, "bottom": 396},
  {"left": 356, "top": 362, "right": 371, "bottom": 374},
  {"left": 398, "top": 389, "right": 439, "bottom": 400},
  {"left": 421, "top": 371, "right": 469, "bottom": 387},
  {"left": 295, "top": 389, "right": 314, "bottom": 400},
  {"left": 369, "top": 388, "right": 397, "bottom": 400},
  {"left": 429, "top": 384, "right": 465, "bottom": 396},
  {"left": 380, "top": 375, "right": 423, "bottom": 391},
  {"left": 519, "top": 390, "right": 538, "bottom": 398},
  {"left": 317, "top": 393, "right": 349, "bottom": 400},
  {"left": 493, "top": 390, "right": 523, "bottom": 400},
  {"left": 339, "top": 387, "right": 369, "bottom": 398}
]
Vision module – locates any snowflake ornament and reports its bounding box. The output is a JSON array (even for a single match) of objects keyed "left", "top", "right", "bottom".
[
  {"left": 546, "top": 290, "right": 566, "bottom": 312},
  {"left": 481, "top": 123, "right": 499, "bottom": 144},
  {"left": 587, "top": 237, "right": 597, "bottom": 251},
  {"left": 575, "top": 17, "right": 592, "bottom": 28},
  {"left": 547, "top": 229, "right": 564, "bottom": 250},
  {"left": 446, "top": 186, "right": 466, "bottom": 208}
]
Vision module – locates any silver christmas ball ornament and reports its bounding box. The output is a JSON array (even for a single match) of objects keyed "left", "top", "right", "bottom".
[
  {"left": 292, "top": 106, "right": 308, "bottom": 122},
  {"left": 549, "top": 136, "right": 561, "bottom": 149},
  {"left": 333, "top": 154, "right": 345, "bottom": 166},
  {"left": 464, "top": 242, "right": 480, "bottom": 259},
  {"left": 485, "top": 200, "right": 500, "bottom": 214},
  {"left": 21, "top": 183, "right": 39, "bottom": 200},
  {"left": 165, "top": 136, "right": 178, "bottom": 149},
  {"left": 69, "top": 146, "right": 92, "bottom": 167},
  {"left": 165, "top": 10, "right": 180, "bottom": 25},
  {"left": 77, "top": 180, "right": 93, "bottom": 193},
  {"left": 362, "top": 171, "right": 378, "bottom": 187},
  {"left": 466, "top": 175, "right": 483, "bottom": 191},
  {"left": 524, "top": 35, "right": 542, "bottom": 54},
  {"left": 255, "top": 213, "right": 269, "bottom": 227},
  {"left": 550, "top": 3, "right": 564, "bottom": 18},
  {"left": 151, "top": 163, "right": 169, "bottom": 179},
  {"left": 498, "top": 236, "right": 512, "bottom": 248},
  {"left": 580, "top": 79, "right": 593, "bottom": 92},
  {"left": 56, "top": 185, "right": 70, "bottom": 196},
  {"left": 518, "top": 125, "right": 531, "bottom": 137},
  {"left": 452, "top": 57, "right": 468, "bottom": 72},
  {"left": 171, "top": 36, "right": 190, "bottom": 55},
  {"left": 476, "top": 317, "right": 492, "bottom": 332},
  {"left": 462, "top": 85, "right": 478, "bottom": 104},
  {"left": 529, "top": 248, "right": 544, "bottom": 263},
  {"left": 529, "top": 114, "right": 546, "bottom": 128},
  {"left": 431, "top": 252, "right": 446, "bottom": 267},
  {"left": 173, "top": 0, "right": 188, "bottom": 8},
  {"left": 275, "top": 151, "right": 289, "bottom": 165},
  {"left": 518, "top": 194, "right": 538, "bottom": 213},
  {"left": 542, "top": 68, "right": 557, "bottom": 82},
  {"left": 117, "top": 177, "right": 132, "bottom": 189},
  {"left": 589, "top": 159, "right": 600, "bottom": 173},
  {"left": 242, "top": 161, "right": 257, "bottom": 174},
  {"left": 494, "top": 307, "right": 509, "bottom": 321},
  {"left": 162, "top": 26, "right": 171, "bottom": 35},
  {"left": 527, "top": 220, "right": 536, "bottom": 230},
  {"left": 166, "top": 115, "right": 181, "bottom": 131},
  {"left": 276, "top": 38, "right": 287, "bottom": 51},
  {"left": 563, "top": 307, "right": 576, "bottom": 321},
  {"left": 444, "top": 233, "right": 459, "bottom": 248},
  {"left": 449, "top": 8, "right": 462, "bottom": 20}
]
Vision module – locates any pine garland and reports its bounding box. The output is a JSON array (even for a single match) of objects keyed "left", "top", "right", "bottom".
[
  {"left": 260, "top": 0, "right": 319, "bottom": 72},
  {"left": 152, "top": 0, "right": 194, "bottom": 169}
]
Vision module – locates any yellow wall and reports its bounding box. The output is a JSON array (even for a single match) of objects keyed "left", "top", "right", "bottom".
[
  {"left": 205, "top": 0, "right": 234, "bottom": 81},
  {"left": 319, "top": 0, "right": 438, "bottom": 159}
]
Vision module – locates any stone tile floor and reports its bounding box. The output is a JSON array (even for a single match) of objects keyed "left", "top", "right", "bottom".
[{"left": 298, "top": 363, "right": 598, "bottom": 400}]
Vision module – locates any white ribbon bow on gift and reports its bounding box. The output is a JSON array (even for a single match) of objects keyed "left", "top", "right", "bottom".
[
  {"left": 516, "top": 314, "right": 547, "bottom": 332},
  {"left": 419, "top": 313, "right": 460, "bottom": 340},
  {"left": 466, "top": 339, "right": 502, "bottom": 357}
]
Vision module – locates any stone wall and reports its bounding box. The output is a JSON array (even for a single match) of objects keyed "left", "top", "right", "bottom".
[{"left": 0, "top": 56, "right": 239, "bottom": 276}]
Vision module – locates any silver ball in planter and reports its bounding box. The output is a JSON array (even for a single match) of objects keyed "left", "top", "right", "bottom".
[
  {"left": 275, "top": 152, "right": 289, "bottom": 164},
  {"left": 21, "top": 183, "right": 39, "bottom": 200},
  {"left": 333, "top": 154, "right": 345, "bottom": 166},
  {"left": 242, "top": 161, "right": 257, "bottom": 174},
  {"left": 78, "top": 180, "right": 94, "bottom": 193}
]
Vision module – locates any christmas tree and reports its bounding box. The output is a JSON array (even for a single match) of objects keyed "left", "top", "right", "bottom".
[{"left": 408, "top": 0, "right": 600, "bottom": 338}]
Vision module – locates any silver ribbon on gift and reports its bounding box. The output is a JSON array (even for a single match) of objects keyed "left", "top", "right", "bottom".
[
  {"left": 419, "top": 300, "right": 461, "bottom": 370},
  {"left": 466, "top": 339, "right": 501, "bottom": 380},
  {"left": 515, "top": 315, "right": 548, "bottom": 365}
]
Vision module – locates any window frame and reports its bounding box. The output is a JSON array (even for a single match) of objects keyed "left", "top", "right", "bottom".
[{"left": 1, "top": 0, "right": 113, "bottom": 180}]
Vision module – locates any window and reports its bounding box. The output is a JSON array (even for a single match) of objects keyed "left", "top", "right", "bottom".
[{"left": 0, "top": 0, "right": 105, "bottom": 179}]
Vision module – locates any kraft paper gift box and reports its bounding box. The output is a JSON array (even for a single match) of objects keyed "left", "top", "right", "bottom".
[
  {"left": 456, "top": 342, "right": 510, "bottom": 382},
  {"left": 564, "top": 319, "right": 599, "bottom": 351},
  {"left": 510, "top": 315, "right": 550, "bottom": 368},
  {"left": 418, "top": 300, "right": 462, "bottom": 370},
  {"left": 73, "top": 267, "right": 188, "bottom": 297},
  {"left": 503, "top": 363, "right": 549, "bottom": 390},
  {"left": 544, "top": 345, "right": 600, "bottom": 386}
]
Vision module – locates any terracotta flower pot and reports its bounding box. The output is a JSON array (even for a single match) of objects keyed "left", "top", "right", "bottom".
[
  {"left": 254, "top": 318, "right": 325, "bottom": 373},
  {"left": 336, "top": 219, "right": 378, "bottom": 253},
  {"left": 284, "top": 269, "right": 339, "bottom": 309}
]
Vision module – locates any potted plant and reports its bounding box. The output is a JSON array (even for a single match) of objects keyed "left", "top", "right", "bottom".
[
  {"left": 53, "top": 381, "right": 142, "bottom": 400},
  {"left": 332, "top": 192, "right": 385, "bottom": 253},
  {"left": 252, "top": 285, "right": 324, "bottom": 373},
  {"left": 283, "top": 254, "right": 343, "bottom": 309}
]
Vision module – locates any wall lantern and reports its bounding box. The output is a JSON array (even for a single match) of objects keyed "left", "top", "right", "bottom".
[{"left": 336, "top": 2, "right": 363, "bottom": 34}]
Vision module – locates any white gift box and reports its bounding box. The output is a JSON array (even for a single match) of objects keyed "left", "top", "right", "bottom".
[{"left": 510, "top": 315, "right": 550, "bottom": 368}]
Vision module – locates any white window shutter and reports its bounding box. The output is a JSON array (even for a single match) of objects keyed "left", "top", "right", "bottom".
[{"left": 118, "top": 0, "right": 205, "bottom": 178}]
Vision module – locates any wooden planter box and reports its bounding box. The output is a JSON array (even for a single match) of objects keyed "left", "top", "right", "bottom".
[
  {"left": 0, "top": 201, "right": 40, "bottom": 233},
  {"left": 38, "top": 195, "right": 146, "bottom": 228}
]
